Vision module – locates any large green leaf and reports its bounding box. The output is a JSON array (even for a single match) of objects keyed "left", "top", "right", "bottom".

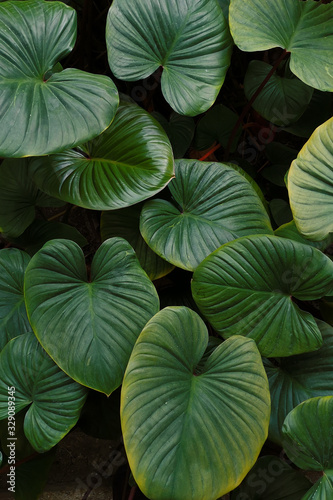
[
  {"left": 0, "top": 249, "right": 31, "bottom": 350},
  {"left": 265, "top": 320, "right": 333, "bottom": 444},
  {"left": 140, "top": 160, "right": 272, "bottom": 271},
  {"left": 0, "top": 332, "right": 88, "bottom": 452},
  {"left": 106, "top": 0, "right": 233, "bottom": 116},
  {"left": 121, "top": 307, "right": 270, "bottom": 500},
  {"left": 24, "top": 238, "right": 159, "bottom": 395},
  {"left": 0, "top": 0, "right": 118, "bottom": 157},
  {"left": 287, "top": 118, "right": 333, "bottom": 241},
  {"left": 230, "top": 455, "right": 311, "bottom": 500},
  {"left": 0, "top": 159, "right": 65, "bottom": 238},
  {"left": 244, "top": 61, "right": 313, "bottom": 126},
  {"left": 229, "top": 0, "right": 333, "bottom": 91},
  {"left": 192, "top": 235, "right": 333, "bottom": 357},
  {"left": 101, "top": 204, "right": 174, "bottom": 281},
  {"left": 282, "top": 396, "right": 333, "bottom": 499},
  {"left": 29, "top": 101, "right": 174, "bottom": 210}
]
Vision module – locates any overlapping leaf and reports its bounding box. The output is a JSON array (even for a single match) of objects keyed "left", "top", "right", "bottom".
[
  {"left": 121, "top": 307, "right": 270, "bottom": 500},
  {"left": 0, "top": 249, "right": 31, "bottom": 350},
  {"left": 275, "top": 221, "right": 333, "bottom": 252},
  {"left": 24, "top": 238, "right": 159, "bottom": 395},
  {"left": 287, "top": 118, "right": 333, "bottom": 241},
  {"left": 265, "top": 320, "right": 333, "bottom": 444},
  {"left": 140, "top": 160, "right": 272, "bottom": 271},
  {"left": 152, "top": 112, "right": 195, "bottom": 158},
  {"left": 229, "top": 0, "right": 333, "bottom": 91},
  {"left": 101, "top": 205, "right": 174, "bottom": 281},
  {"left": 194, "top": 104, "right": 241, "bottom": 152},
  {"left": 0, "top": 0, "right": 118, "bottom": 157},
  {"left": 30, "top": 101, "right": 174, "bottom": 210},
  {"left": 192, "top": 235, "right": 333, "bottom": 357},
  {"left": 0, "top": 332, "right": 88, "bottom": 452},
  {"left": 106, "top": 0, "right": 233, "bottom": 115}
]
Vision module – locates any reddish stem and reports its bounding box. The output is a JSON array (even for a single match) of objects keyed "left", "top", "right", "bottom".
[
  {"left": 223, "top": 49, "right": 288, "bottom": 162},
  {"left": 0, "top": 452, "right": 39, "bottom": 475},
  {"left": 128, "top": 486, "right": 137, "bottom": 500},
  {"left": 199, "top": 143, "right": 221, "bottom": 161}
]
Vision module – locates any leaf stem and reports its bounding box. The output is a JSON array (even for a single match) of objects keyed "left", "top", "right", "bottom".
[
  {"left": 128, "top": 486, "right": 137, "bottom": 500},
  {"left": 223, "top": 49, "right": 288, "bottom": 162},
  {"left": 199, "top": 143, "right": 222, "bottom": 161}
]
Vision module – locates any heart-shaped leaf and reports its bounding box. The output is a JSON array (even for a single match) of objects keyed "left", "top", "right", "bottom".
[
  {"left": 7, "top": 219, "right": 87, "bottom": 256},
  {"left": 24, "top": 238, "right": 159, "bottom": 395},
  {"left": 287, "top": 117, "right": 333, "bottom": 241},
  {"left": 140, "top": 160, "right": 272, "bottom": 271},
  {"left": 192, "top": 235, "right": 333, "bottom": 357},
  {"left": 106, "top": 0, "right": 233, "bottom": 115},
  {"left": 229, "top": 0, "right": 333, "bottom": 91},
  {"left": 29, "top": 101, "right": 174, "bottom": 210},
  {"left": 194, "top": 104, "right": 241, "bottom": 152},
  {"left": 230, "top": 455, "right": 311, "bottom": 500},
  {"left": 121, "top": 306, "right": 270, "bottom": 500},
  {"left": 282, "top": 396, "right": 333, "bottom": 499},
  {"left": 0, "top": 0, "right": 118, "bottom": 157},
  {"left": 101, "top": 204, "right": 174, "bottom": 281},
  {"left": 0, "top": 332, "right": 88, "bottom": 452},
  {"left": 152, "top": 112, "right": 195, "bottom": 159},
  {"left": 0, "top": 249, "right": 31, "bottom": 350},
  {"left": 244, "top": 61, "right": 313, "bottom": 126},
  {"left": 265, "top": 320, "right": 333, "bottom": 444},
  {"left": 0, "top": 159, "right": 65, "bottom": 238}
]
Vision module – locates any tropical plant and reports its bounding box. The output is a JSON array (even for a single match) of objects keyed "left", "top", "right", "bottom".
[{"left": 0, "top": 0, "right": 332, "bottom": 499}]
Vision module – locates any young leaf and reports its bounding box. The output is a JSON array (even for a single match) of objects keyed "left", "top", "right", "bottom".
[
  {"left": 192, "top": 235, "right": 333, "bottom": 357},
  {"left": 0, "top": 249, "right": 31, "bottom": 350},
  {"left": 121, "top": 307, "right": 270, "bottom": 500},
  {"left": 244, "top": 61, "right": 313, "bottom": 126},
  {"left": 229, "top": 0, "right": 333, "bottom": 91},
  {"left": 106, "top": 0, "right": 233, "bottom": 115},
  {"left": 24, "top": 238, "right": 160, "bottom": 395},
  {"left": 140, "top": 160, "right": 272, "bottom": 271},
  {"left": 0, "top": 159, "right": 65, "bottom": 238},
  {"left": 0, "top": 332, "right": 88, "bottom": 452},
  {"left": 0, "top": 0, "right": 118, "bottom": 157},
  {"left": 265, "top": 320, "right": 333, "bottom": 444},
  {"left": 287, "top": 117, "right": 333, "bottom": 241},
  {"left": 30, "top": 101, "right": 175, "bottom": 210},
  {"left": 101, "top": 204, "right": 174, "bottom": 281}
]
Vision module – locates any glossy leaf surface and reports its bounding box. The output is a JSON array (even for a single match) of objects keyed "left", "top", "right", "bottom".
[
  {"left": 106, "top": 0, "right": 233, "bottom": 115},
  {"left": 0, "top": 0, "right": 118, "bottom": 157},
  {"left": 192, "top": 235, "right": 333, "bottom": 357},
  {"left": 121, "top": 307, "right": 270, "bottom": 500},
  {"left": 0, "top": 332, "right": 88, "bottom": 452},
  {"left": 30, "top": 101, "right": 174, "bottom": 210},
  {"left": 24, "top": 238, "right": 159, "bottom": 395},
  {"left": 140, "top": 160, "right": 272, "bottom": 271}
]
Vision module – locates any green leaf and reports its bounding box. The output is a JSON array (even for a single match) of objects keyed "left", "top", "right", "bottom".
[
  {"left": 101, "top": 204, "right": 174, "bottom": 281},
  {"left": 244, "top": 61, "right": 313, "bottom": 126},
  {"left": 24, "top": 238, "right": 159, "bottom": 395},
  {"left": 0, "top": 0, "right": 118, "bottom": 157},
  {"left": 140, "top": 160, "right": 272, "bottom": 271},
  {"left": 8, "top": 219, "right": 88, "bottom": 256},
  {"left": 152, "top": 111, "right": 195, "bottom": 158},
  {"left": 121, "top": 307, "right": 270, "bottom": 500},
  {"left": 106, "top": 0, "right": 233, "bottom": 115},
  {"left": 283, "top": 89, "right": 333, "bottom": 138},
  {"left": 265, "top": 320, "right": 333, "bottom": 445},
  {"left": 30, "top": 101, "right": 174, "bottom": 210},
  {"left": 282, "top": 396, "right": 333, "bottom": 472},
  {"left": 230, "top": 455, "right": 311, "bottom": 500},
  {"left": 0, "top": 249, "right": 31, "bottom": 350},
  {"left": 229, "top": 0, "right": 333, "bottom": 91},
  {"left": 192, "top": 235, "right": 333, "bottom": 357},
  {"left": 0, "top": 332, "right": 88, "bottom": 452},
  {"left": 0, "top": 159, "right": 65, "bottom": 238},
  {"left": 194, "top": 104, "right": 241, "bottom": 152},
  {"left": 262, "top": 143, "right": 298, "bottom": 187},
  {"left": 270, "top": 199, "right": 293, "bottom": 227},
  {"left": 302, "top": 473, "right": 333, "bottom": 500},
  {"left": 275, "top": 221, "right": 333, "bottom": 252},
  {"left": 287, "top": 118, "right": 333, "bottom": 241},
  {"left": 15, "top": 448, "right": 57, "bottom": 500}
]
